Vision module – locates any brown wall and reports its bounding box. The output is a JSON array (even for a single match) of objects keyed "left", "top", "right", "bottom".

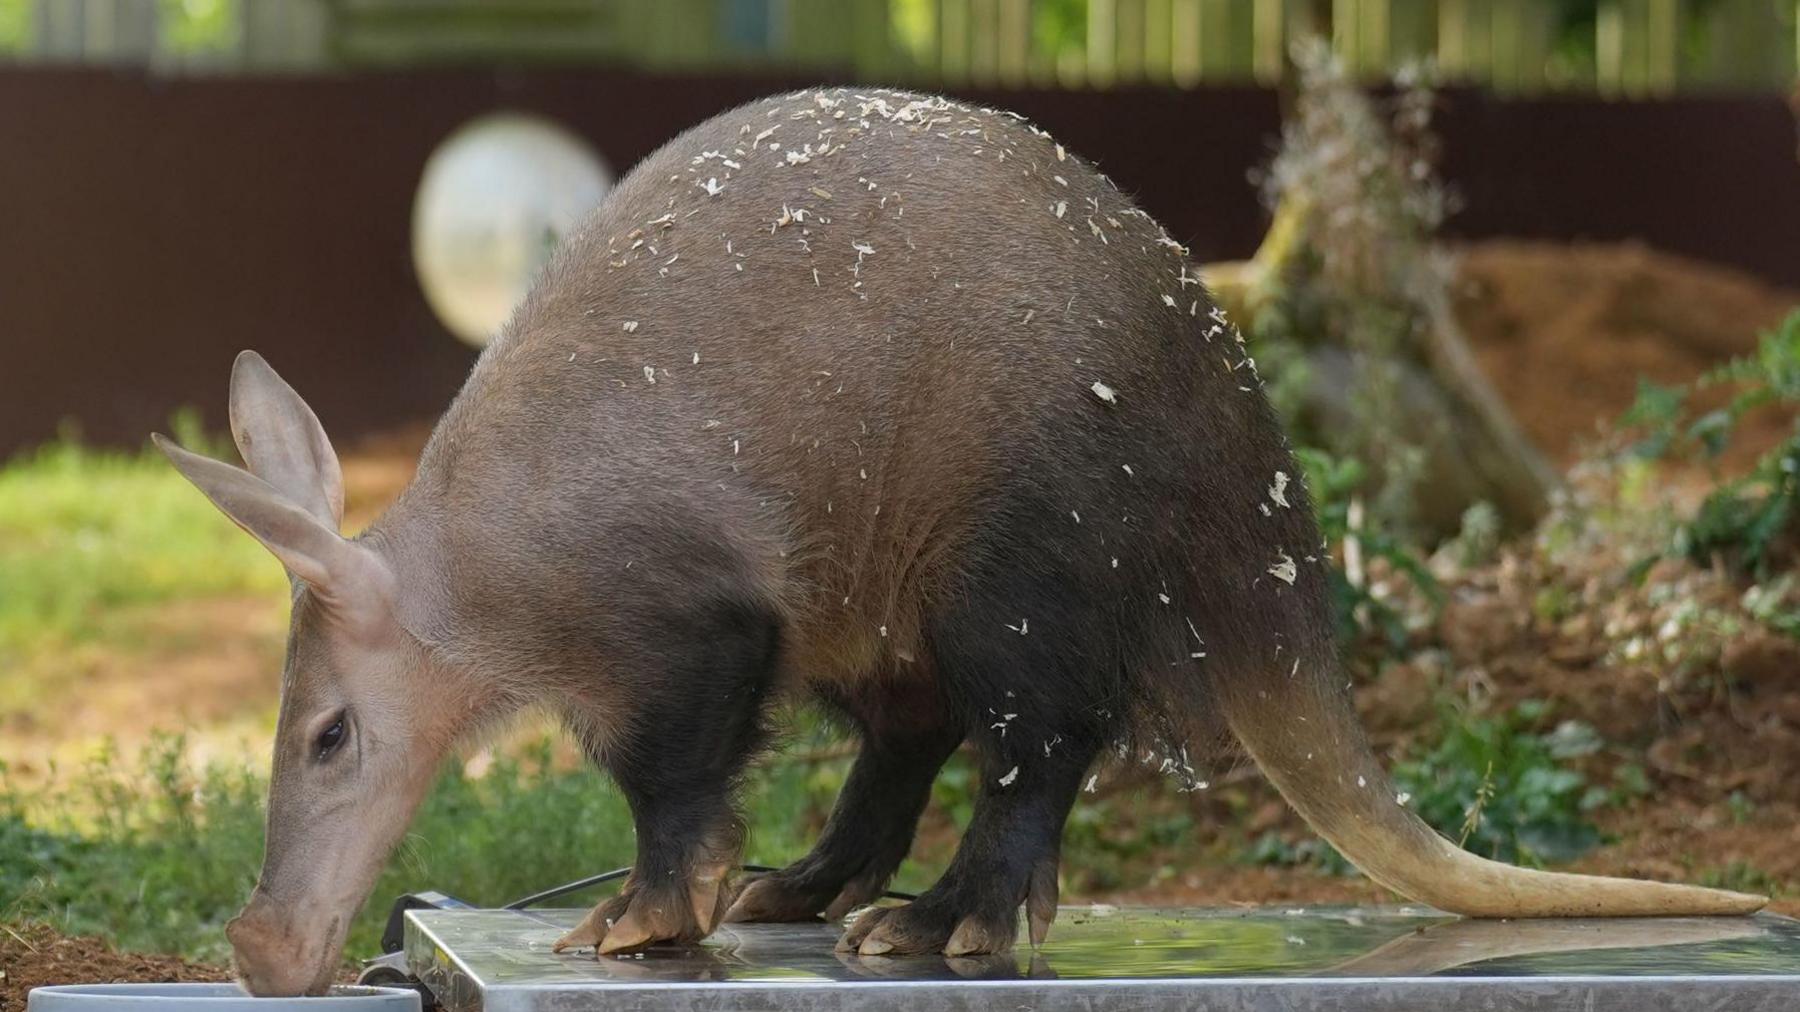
[{"left": 1, "top": 67, "right": 1795, "bottom": 458}]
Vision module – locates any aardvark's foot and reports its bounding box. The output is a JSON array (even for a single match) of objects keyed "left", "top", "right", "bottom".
[
  {"left": 552, "top": 860, "right": 732, "bottom": 956},
  {"left": 836, "top": 859, "right": 1058, "bottom": 957},
  {"left": 723, "top": 865, "right": 890, "bottom": 924}
]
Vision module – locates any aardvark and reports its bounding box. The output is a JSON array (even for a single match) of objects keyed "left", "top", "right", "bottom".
[{"left": 157, "top": 87, "right": 1763, "bottom": 996}]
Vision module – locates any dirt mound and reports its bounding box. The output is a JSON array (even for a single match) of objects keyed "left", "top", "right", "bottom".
[
  {"left": 1454, "top": 240, "right": 1798, "bottom": 465},
  {"left": 0, "top": 923, "right": 229, "bottom": 1009}
]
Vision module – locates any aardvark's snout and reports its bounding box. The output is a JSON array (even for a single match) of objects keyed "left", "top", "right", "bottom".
[{"left": 226, "top": 894, "right": 340, "bottom": 996}]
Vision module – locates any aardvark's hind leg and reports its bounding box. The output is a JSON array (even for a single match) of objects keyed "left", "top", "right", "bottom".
[
  {"left": 726, "top": 681, "right": 961, "bottom": 924},
  {"left": 838, "top": 493, "right": 1122, "bottom": 957},
  {"left": 838, "top": 737, "right": 1096, "bottom": 957}
]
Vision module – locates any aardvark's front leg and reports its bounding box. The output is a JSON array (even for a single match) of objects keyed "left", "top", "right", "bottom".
[{"left": 553, "top": 591, "right": 780, "bottom": 955}]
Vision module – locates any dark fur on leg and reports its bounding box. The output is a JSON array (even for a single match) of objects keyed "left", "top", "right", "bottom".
[
  {"left": 557, "top": 589, "right": 782, "bottom": 955},
  {"left": 727, "top": 679, "right": 962, "bottom": 924},
  {"left": 834, "top": 473, "right": 1150, "bottom": 958},
  {"left": 837, "top": 742, "right": 1093, "bottom": 957}
]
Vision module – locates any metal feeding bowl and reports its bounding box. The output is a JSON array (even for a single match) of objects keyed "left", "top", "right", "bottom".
[{"left": 25, "top": 983, "right": 420, "bottom": 1010}]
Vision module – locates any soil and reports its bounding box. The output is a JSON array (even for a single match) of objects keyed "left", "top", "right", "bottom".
[
  {"left": 0, "top": 922, "right": 230, "bottom": 1009},
  {"left": 1453, "top": 239, "right": 1798, "bottom": 468}
]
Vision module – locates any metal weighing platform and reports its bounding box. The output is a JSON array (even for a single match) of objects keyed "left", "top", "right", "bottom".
[{"left": 405, "top": 905, "right": 1800, "bottom": 1011}]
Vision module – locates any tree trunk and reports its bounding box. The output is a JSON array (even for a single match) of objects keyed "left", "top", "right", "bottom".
[{"left": 1205, "top": 202, "right": 1559, "bottom": 539}]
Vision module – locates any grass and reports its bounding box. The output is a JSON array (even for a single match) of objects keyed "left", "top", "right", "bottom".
[
  {"left": 0, "top": 721, "right": 1219, "bottom": 965},
  {"left": 0, "top": 730, "right": 844, "bottom": 964},
  {"left": 0, "top": 420, "right": 287, "bottom": 720}
]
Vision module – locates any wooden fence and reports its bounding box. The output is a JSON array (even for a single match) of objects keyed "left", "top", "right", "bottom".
[{"left": 2, "top": 0, "right": 1795, "bottom": 94}]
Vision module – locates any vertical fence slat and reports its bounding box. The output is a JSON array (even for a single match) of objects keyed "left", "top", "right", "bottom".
[
  {"left": 1142, "top": 0, "right": 1170, "bottom": 83},
  {"left": 1203, "top": 0, "right": 1231, "bottom": 80},
  {"left": 1361, "top": 0, "right": 1389, "bottom": 74},
  {"left": 1601, "top": 0, "right": 1654, "bottom": 97},
  {"left": 1490, "top": 0, "right": 1520, "bottom": 92},
  {"left": 1517, "top": 0, "right": 1553, "bottom": 94},
  {"left": 1331, "top": 0, "right": 1356, "bottom": 72},
  {"left": 112, "top": 0, "right": 156, "bottom": 64},
  {"left": 968, "top": 0, "right": 998, "bottom": 83},
  {"left": 1250, "top": 0, "right": 1287, "bottom": 83},
  {"left": 1647, "top": 0, "right": 1676, "bottom": 94},
  {"left": 1224, "top": 0, "right": 1254, "bottom": 80},
  {"left": 1088, "top": 0, "right": 1116, "bottom": 87},
  {"left": 1170, "top": 0, "right": 1200, "bottom": 85},
  {"left": 1200, "top": 0, "right": 1236, "bottom": 81},
  {"left": 36, "top": 0, "right": 80, "bottom": 61},
  {"left": 995, "top": 0, "right": 1028, "bottom": 85},
  {"left": 1388, "top": 0, "right": 1433, "bottom": 68},
  {"left": 1438, "top": 0, "right": 1466, "bottom": 79},
  {"left": 851, "top": 0, "right": 894, "bottom": 83},
  {"left": 1113, "top": 0, "right": 1144, "bottom": 83},
  {"left": 940, "top": 0, "right": 969, "bottom": 82}
]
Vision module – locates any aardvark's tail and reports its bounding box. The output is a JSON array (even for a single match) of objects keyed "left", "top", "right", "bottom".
[{"left": 1219, "top": 654, "right": 1765, "bottom": 918}]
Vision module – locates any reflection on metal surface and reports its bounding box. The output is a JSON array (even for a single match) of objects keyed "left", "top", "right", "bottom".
[
  {"left": 1330, "top": 913, "right": 1767, "bottom": 976},
  {"left": 405, "top": 905, "right": 1800, "bottom": 1011},
  {"left": 412, "top": 113, "right": 611, "bottom": 348}
]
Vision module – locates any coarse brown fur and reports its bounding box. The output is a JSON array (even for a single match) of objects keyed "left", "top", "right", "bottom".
[{"left": 162, "top": 87, "right": 1761, "bottom": 992}]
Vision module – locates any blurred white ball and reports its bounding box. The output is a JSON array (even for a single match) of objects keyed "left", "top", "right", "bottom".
[{"left": 412, "top": 113, "right": 612, "bottom": 348}]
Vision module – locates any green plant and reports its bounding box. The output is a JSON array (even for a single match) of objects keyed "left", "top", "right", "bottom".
[
  {"left": 1, "top": 737, "right": 269, "bottom": 962},
  {"left": 1239, "top": 702, "right": 1615, "bottom": 875},
  {"left": 1243, "top": 830, "right": 1354, "bottom": 875},
  {"left": 1060, "top": 787, "right": 1199, "bottom": 891},
  {"left": 1725, "top": 790, "right": 1756, "bottom": 826},
  {"left": 1740, "top": 576, "right": 1800, "bottom": 639},
  {"left": 1389, "top": 701, "right": 1610, "bottom": 867},
  {"left": 1621, "top": 310, "right": 1800, "bottom": 578},
  {"left": 1449, "top": 501, "right": 1503, "bottom": 569},
  {"left": 1294, "top": 446, "right": 1441, "bottom": 646},
  {"left": 1698, "top": 861, "right": 1781, "bottom": 898}
]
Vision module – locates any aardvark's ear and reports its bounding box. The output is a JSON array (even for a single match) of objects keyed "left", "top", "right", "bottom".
[
  {"left": 152, "top": 433, "right": 353, "bottom": 592},
  {"left": 227, "top": 350, "right": 344, "bottom": 530}
]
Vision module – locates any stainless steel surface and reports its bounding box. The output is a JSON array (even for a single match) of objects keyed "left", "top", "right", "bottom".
[{"left": 405, "top": 905, "right": 1800, "bottom": 1011}]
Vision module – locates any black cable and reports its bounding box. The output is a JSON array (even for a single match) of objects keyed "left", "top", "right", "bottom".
[
  {"left": 504, "top": 866, "right": 635, "bottom": 909},
  {"left": 505, "top": 864, "right": 916, "bottom": 910}
]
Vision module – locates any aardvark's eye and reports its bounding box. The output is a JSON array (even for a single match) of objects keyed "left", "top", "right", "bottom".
[{"left": 316, "top": 717, "right": 346, "bottom": 761}]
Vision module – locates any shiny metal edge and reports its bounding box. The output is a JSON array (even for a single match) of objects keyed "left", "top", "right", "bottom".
[
  {"left": 473, "top": 976, "right": 1800, "bottom": 1012},
  {"left": 405, "top": 907, "right": 1800, "bottom": 1012}
]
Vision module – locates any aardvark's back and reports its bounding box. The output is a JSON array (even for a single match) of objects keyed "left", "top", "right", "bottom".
[{"left": 416, "top": 86, "right": 1295, "bottom": 685}]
